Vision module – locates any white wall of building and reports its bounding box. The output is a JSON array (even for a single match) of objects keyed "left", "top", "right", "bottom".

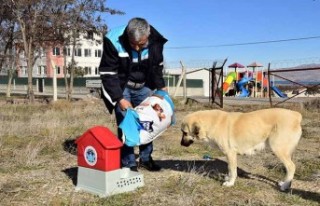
[
  {"left": 186, "top": 69, "right": 210, "bottom": 97},
  {"left": 65, "top": 33, "right": 103, "bottom": 77},
  {"left": 167, "top": 68, "right": 211, "bottom": 97}
]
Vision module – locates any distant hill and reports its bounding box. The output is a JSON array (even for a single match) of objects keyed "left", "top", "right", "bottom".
[
  {"left": 272, "top": 64, "right": 320, "bottom": 82},
  {"left": 289, "top": 63, "right": 320, "bottom": 69}
]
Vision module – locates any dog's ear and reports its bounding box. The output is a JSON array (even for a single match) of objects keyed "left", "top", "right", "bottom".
[
  {"left": 181, "top": 122, "right": 188, "bottom": 133},
  {"left": 192, "top": 122, "right": 200, "bottom": 136},
  {"left": 192, "top": 122, "right": 206, "bottom": 140}
]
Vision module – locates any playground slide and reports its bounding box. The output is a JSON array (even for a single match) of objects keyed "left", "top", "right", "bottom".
[
  {"left": 271, "top": 86, "right": 287, "bottom": 98},
  {"left": 223, "top": 72, "right": 237, "bottom": 94},
  {"left": 236, "top": 76, "right": 253, "bottom": 97}
]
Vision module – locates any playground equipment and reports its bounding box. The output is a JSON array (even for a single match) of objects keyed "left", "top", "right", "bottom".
[
  {"left": 222, "top": 72, "right": 237, "bottom": 94},
  {"left": 271, "top": 86, "right": 287, "bottom": 98},
  {"left": 254, "top": 71, "right": 269, "bottom": 97},
  {"left": 236, "top": 76, "right": 253, "bottom": 97},
  {"left": 223, "top": 68, "right": 270, "bottom": 98}
]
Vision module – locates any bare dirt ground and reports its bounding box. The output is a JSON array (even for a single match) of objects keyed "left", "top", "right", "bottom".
[{"left": 0, "top": 97, "right": 319, "bottom": 205}]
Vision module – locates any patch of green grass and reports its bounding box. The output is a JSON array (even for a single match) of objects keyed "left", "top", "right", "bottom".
[
  {"left": 39, "top": 145, "right": 60, "bottom": 156},
  {"left": 47, "top": 99, "right": 74, "bottom": 112},
  {"left": 232, "top": 180, "right": 260, "bottom": 194},
  {"left": 161, "top": 172, "right": 214, "bottom": 199},
  {"left": 160, "top": 142, "right": 223, "bottom": 158},
  {"left": 94, "top": 189, "right": 143, "bottom": 206},
  {"left": 302, "top": 130, "right": 319, "bottom": 139},
  {"left": 1, "top": 135, "right": 28, "bottom": 148},
  {"left": 14, "top": 164, "right": 47, "bottom": 172},
  {"left": 277, "top": 192, "right": 318, "bottom": 206},
  {"left": 296, "top": 159, "right": 320, "bottom": 181},
  {"left": 303, "top": 98, "right": 320, "bottom": 111},
  {"left": 263, "top": 163, "right": 287, "bottom": 180},
  {"left": 37, "top": 128, "right": 51, "bottom": 137}
]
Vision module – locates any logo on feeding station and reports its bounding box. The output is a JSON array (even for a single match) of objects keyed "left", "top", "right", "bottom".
[{"left": 84, "top": 146, "right": 97, "bottom": 166}]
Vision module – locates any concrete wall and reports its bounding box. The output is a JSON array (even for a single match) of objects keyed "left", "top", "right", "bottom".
[
  {"left": 167, "top": 68, "right": 210, "bottom": 97},
  {"left": 186, "top": 69, "right": 210, "bottom": 97}
]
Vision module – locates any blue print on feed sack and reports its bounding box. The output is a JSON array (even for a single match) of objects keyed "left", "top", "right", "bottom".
[
  {"left": 140, "top": 121, "right": 154, "bottom": 132},
  {"left": 119, "top": 108, "right": 143, "bottom": 147}
]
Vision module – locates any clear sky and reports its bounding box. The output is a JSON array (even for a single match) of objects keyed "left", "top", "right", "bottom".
[{"left": 104, "top": 0, "right": 320, "bottom": 69}]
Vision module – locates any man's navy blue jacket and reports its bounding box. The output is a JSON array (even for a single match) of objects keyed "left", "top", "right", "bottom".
[{"left": 99, "top": 25, "right": 168, "bottom": 113}]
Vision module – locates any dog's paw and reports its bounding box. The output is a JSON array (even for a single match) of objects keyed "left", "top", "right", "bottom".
[
  {"left": 278, "top": 181, "right": 292, "bottom": 191},
  {"left": 222, "top": 181, "right": 235, "bottom": 187}
]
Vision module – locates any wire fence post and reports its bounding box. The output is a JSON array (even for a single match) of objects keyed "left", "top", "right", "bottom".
[
  {"left": 180, "top": 61, "right": 187, "bottom": 103},
  {"left": 173, "top": 60, "right": 186, "bottom": 98}
]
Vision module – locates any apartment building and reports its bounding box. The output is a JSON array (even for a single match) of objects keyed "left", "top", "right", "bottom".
[{"left": 16, "top": 31, "right": 103, "bottom": 79}]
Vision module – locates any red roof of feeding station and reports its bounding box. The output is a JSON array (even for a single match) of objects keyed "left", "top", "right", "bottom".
[{"left": 76, "top": 126, "right": 123, "bottom": 149}]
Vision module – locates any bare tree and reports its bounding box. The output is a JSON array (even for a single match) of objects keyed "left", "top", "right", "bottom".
[
  {"left": 3, "top": 0, "right": 59, "bottom": 102},
  {"left": 1, "top": 0, "right": 123, "bottom": 102},
  {"left": 0, "top": 5, "right": 16, "bottom": 97},
  {"left": 54, "top": 0, "right": 123, "bottom": 101}
]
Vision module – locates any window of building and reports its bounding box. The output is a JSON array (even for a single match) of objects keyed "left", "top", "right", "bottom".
[
  {"left": 53, "top": 47, "right": 60, "bottom": 56},
  {"left": 37, "top": 66, "right": 41, "bottom": 75},
  {"left": 95, "top": 67, "right": 99, "bottom": 75},
  {"left": 37, "top": 66, "right": 46, "bottom": 76},
  {"left": 95, "top": 49, "right": 102, "bottom": 57},
  {"left": 43, "top": 66, "right": 47, "bottom": 75},
  {"left": 84, "top": 67, "right": 91, "bottom": 75},
  {"left": 20, "top": 66, "right": 27, "bottom": 75},
  {"left": 86, "top": 31, "right": 94, "bottom": 40},
  {"left": 0, "top": 68, "right": 7, "bottom": 74},
  {"left": 63, "top": 47, "right": 71, "bottom": 56},
  {"left": 74, "top": 48, "right": 82, "bottom": 57},
  {"left": 56, "top": 66, "right": 61, "bottom": 74},
  {"left": 75, "top": 31, "right": 80, "bottom": 39},
  {"left": 84, "top": 49, "right": 91, "bottom": 57}
]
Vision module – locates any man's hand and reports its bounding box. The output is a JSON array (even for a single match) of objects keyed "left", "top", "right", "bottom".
[{"left": 118, "top": 99, "right": 133, "bottom": 111}]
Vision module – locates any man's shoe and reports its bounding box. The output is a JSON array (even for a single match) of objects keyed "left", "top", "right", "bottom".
[
  {"left": 139, "top": 158, "right": 162, "bottom": 171},
  {"left": 130, "top": 166, "right": 138, "bottom": 172}
]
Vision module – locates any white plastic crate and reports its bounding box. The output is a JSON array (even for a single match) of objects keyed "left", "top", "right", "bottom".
[{"left": 76, "top": 167, "right": 144, "bottom": 197}]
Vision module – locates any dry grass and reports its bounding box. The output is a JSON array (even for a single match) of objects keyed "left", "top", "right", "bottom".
[{"left": 0, "top": 97, "right": 319, "bottom": 205}]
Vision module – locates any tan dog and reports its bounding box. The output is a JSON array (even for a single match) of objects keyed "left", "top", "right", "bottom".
[{"left": 180, "top": 108, "right": 302, "bottom": 191}]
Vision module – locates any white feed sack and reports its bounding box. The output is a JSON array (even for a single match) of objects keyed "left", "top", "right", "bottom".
[{"left": 119, "top": 91, "right": 175, "bottom": 146}]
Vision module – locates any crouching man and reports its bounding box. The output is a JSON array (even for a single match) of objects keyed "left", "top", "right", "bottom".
[{"left": 99, "top": 17, "right": 168, "bottom": 172}]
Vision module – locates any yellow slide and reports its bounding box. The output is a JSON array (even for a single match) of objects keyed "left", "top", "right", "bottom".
[{"left": 223, "top": 72, "right": 237, "bottom": 94}]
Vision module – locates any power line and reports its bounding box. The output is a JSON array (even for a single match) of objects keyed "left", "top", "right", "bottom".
[{"left": 166, "top": 35, "right": 320, "bottom": 50}]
